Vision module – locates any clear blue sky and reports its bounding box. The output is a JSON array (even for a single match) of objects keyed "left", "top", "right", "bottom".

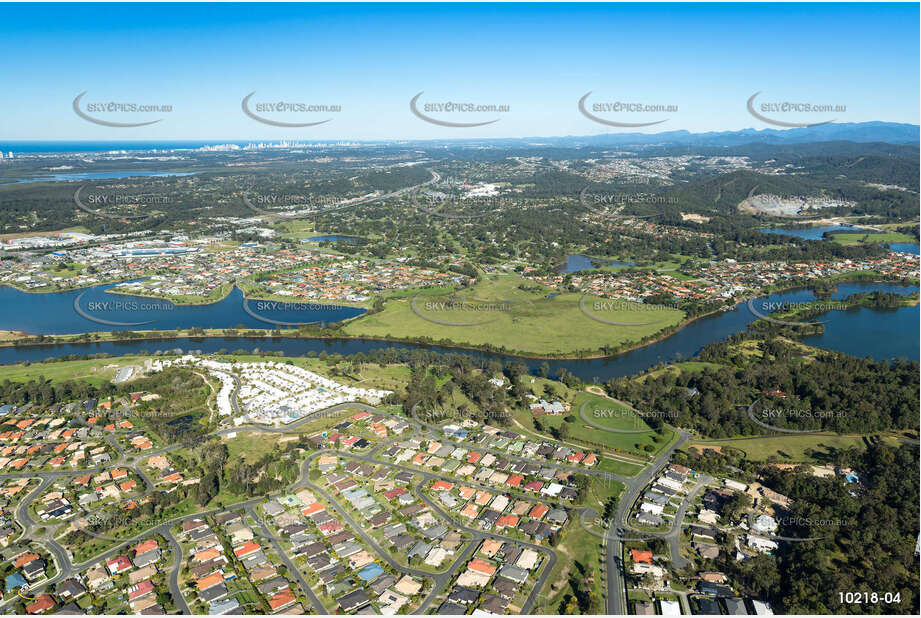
[{"left": 1, "top": 2, "right": 917, "bottom": 141}]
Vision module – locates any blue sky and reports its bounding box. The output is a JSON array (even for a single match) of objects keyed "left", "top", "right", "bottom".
[{"left": 0, "top": 2, "right": 917, "bottom": 141}]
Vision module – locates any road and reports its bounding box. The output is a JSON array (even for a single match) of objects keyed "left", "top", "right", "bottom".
[
  {"left": 605, "top": 429, "right": 689, "bottom": 615},
  {"left": 162, "top": 527, "right": 192, "bottom": 615},
  {"left": 661, "top": 473, "right": 713, "bottom": 570},
  {"left": 244, "top": 504, "right": 327, "bottom": 614}
]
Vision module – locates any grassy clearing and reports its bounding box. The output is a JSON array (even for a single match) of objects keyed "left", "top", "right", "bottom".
[
  {"left": 689, "top": 433, "right": 900, "bottom": 462},
  {"left": 223, "top": 432, "right": 286, "bottom": 462},
  {"left": 638, "top": 361, "right": 724, "bottom": 381},
  {"left": 343, "top": 274, "right": 685, "bottom": 356},
  {"left": 537, "top": 522, "right": 607, "bottom": 614},
  {"left": 0, "top": 226, "right": 91, "bottom": 241},
  {"left": 273, "top": 219, "right": 315, "bottom": 240}
]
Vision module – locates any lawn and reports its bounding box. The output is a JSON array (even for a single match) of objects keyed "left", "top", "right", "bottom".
[
  {"left": 596, "top": 456, "right": 645, "bottom": 477},
  {"left": 342, "top": 273, "right": 685, "bottom": 356},
  {"left": 108, "top": 281, "right": 234, "bottom": 306}
]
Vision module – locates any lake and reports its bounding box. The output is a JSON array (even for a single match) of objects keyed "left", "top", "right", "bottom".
[
  {"left": 0, "top": 283, "right": 364, "bottom": 334},
  {"left": 3, "top": 171, "right": 198, "bottom": 185},
  {"left": 0, "top": 281, "right": 914, "bottom": 382},
  {"left": 562, "top": 254, "right": 636, "bottom": 272},
  {"left": 759, "top": 225, "right": 867, "bottom": 240},
  {"left": 305, "top": 235, "right": 361, "bottom": 243},
  {"left": 886, "top": 243, "right": 921, "bottom": 255}
]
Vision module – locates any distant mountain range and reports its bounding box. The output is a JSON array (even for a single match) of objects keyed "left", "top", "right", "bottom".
[{"left": 513, "top": 122, "right": 920, "bottom": 148}]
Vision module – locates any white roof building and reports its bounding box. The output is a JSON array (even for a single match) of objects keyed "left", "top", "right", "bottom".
[{"left": 659, "top": 599, "right": 682, "bottom": 615}]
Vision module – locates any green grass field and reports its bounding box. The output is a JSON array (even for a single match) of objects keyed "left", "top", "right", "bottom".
[
  {"left": 596, "top": 456, "right": 645, "bottom": 477},
  {"left": 689, "top": 433, "right": 900, "bottom": 462},
  {"left": 536, "top": 410, "right": 674, "bottom": 456},
  {"left": 342, "top": 274, "right": 685, "bottom": 356},
  {"left": 574, "top": 391, "right": 652, "bottom": 432},
  {"left": 830, "top": 231, "right": 916, "bottom": 245},
  {"left": 513, "top": 391, "right": 674, "bottom": 458},
  {"left": 0, "top": 355, "right": 150, "bottom": 385}
]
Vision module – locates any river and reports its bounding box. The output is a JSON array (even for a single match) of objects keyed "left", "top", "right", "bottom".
[{"left": 0, "top": 281, "right": 915, "bottom": 382}]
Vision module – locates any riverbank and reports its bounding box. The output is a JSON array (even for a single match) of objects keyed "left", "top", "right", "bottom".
[{"left": 0, "top": 276, "right": 915, "bottom": 360}]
